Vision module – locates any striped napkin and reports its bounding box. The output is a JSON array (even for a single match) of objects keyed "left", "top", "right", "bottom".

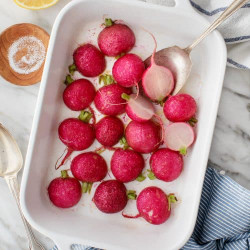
[
  {"left": 182, "top": 167, "right": 250, "bottom": 249},
  {"left": 189, "top": 0, "right": 250, "bottom": 70},
  {"left": 52, "top": 168, "right": 250, "bottom": 250}
]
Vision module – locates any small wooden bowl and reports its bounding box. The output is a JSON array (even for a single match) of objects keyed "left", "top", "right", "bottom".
[{"left": 0, "top": 23, "right": 49, "bottom": 86}]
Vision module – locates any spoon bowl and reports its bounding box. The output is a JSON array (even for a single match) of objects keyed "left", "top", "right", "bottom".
[
  {"left": 0, "top": 123, "right": 45, "bottom": 250},
  {"left": 145, "top": 46, "right": 192, "bottom": 95},
  {"left": 0, "top": 123, "right": 23, "bottom": 177}
]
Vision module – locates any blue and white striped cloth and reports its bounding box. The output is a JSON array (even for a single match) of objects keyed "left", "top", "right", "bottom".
[
  {"left": 189, "top": 0, "right": 250, "bottom": 70},
  {"left": 182, "top": 167, "right": 250, "bottom": 250},
  {"left": 52, "top": 167, "right": 250, "bottom": 250}
]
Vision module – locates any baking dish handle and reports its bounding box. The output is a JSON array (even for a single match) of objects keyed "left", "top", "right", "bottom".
[{"left": 175, "top": 0, "right": 195, "bottom": 12}]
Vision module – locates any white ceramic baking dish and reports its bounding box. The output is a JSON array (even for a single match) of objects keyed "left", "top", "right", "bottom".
[{"left": 20, "top": 0, "right": 227, "bottom": 249}]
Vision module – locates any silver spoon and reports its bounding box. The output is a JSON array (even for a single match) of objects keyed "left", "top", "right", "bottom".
[
  {"left": 145, "top": 0, "right": 249, "bottom": 95},
  {"left": 0, "top": 123, "right": 45, "bottom": 250}
]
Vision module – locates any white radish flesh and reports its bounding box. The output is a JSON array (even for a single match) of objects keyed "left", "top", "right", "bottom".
[
  {"left": 142, "top": 32, "right": 174, "bottom": 102},
  {"left": 142, "top": 64, "right": 174, "bottom": 102},
  {"left": 164, "top": 122, "right": 195, "bottom": 154},
  {"left": 125, "top": 94, "right": 155, "bottom": 122}
]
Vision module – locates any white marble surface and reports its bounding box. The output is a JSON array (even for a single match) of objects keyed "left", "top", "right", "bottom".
[{"left": 0, "top": 0, "right": 249, "bottom": 249}]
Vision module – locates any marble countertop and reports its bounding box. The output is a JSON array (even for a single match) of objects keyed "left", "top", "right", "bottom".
[{"left": 0, "top": 0, "right": 249, "bottom": 249}]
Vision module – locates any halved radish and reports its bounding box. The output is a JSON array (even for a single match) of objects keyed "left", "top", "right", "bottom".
[
  {"left": 122, "top": 93, "right": 155, "bottom": 122},
  {"left": 142, "top": 33, "right": 174, "bottom": 102},
  {"left": 164, "top": 122, "right": 195, "bottom": 155}
]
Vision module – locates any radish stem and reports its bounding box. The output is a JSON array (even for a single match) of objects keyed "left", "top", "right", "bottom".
[
  {"left": 121, "top": 93, "right": 130, "bottom": 101},
  {"left": 104, "top": 18, "right": 114, "bottom": 27},
  {"left": 68, "top": 63, "right": 76, "bottom": 75},
  {"left": 136, "top": 173, "right": 146, "bottom": 182},
  {"left": 99, "top": 74, "right": 115, "bottom": 86},
  {"left": 188, "top": 117, "right": 198, "bottom": 127},
  {"left": 127, "top": 190, "right": 137, "bottom": 200},
  {"left": 167, "top": 193, "right": 177, "bottom": 211},
  {"left": 78, "top": 111, "right": 92, "bottom": 123},
  {"left": 147, "top": 169, "right": 156, "bottom": 180},
  {"left": 64, "top": 74, "right": 74, "bottom": 85},
  {"left": 179, "top": 147, "right": 187, "bottom": 156},
  {"left": 119, "top": 136, "right": 129, "bottom": 149},
  {"left": 61, "top": 170, "right": 69, "bottom": 179}
]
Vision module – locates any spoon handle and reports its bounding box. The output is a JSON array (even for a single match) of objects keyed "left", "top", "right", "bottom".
[
  {"left": 186, "top": 0, "right": 249, "bottom": 52},
  {"left": 5, "top": 175, "right": 45, "bottom": 250}
]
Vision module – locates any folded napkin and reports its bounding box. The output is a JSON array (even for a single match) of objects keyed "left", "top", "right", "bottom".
[
  {"left": 52, "top": 167, "right": 250, "bottom": 250},
  {"left": 182, "top": 167, "right": 250, "bottom": 249}
]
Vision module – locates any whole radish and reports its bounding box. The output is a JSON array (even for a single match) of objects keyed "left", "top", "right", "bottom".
[
  {"left": 71, "top": 152, "right": 107, "bottom": 182},
  {"left": 136, "top": 187, "right": 176, "bottom": 225},
  {"left": 125, "top": 120, "right": 161, "bottom": 153},
  {"left": 112, "top": 54, "right": 145, "bottom": 88},
  {"left": 164, "top": 122, "right": 195, "bottom": 155},
  {"left": 111, "top": 149, "right": 144, "bottom": 183},
  {"left": 122, "top": 93, "right": 155, "bottom": 123},
  {"left": 95, "top": 116, "right": 124, "bottom": 147},
  {"left": 163, "top": 94, "right": 197, "bottom": 122},
  {"left": 58, "top": 118, "right": 95, "bottom": 151},
  {"left": 94, "top": 84, "right": 131, "bottom": 115},
  {"left": 98, "top": 19, "right": 135, "bottom": 56},
  {"left": 150, "top": 148, "right": 183, "bottom": 182},
  {"left": 142, "top": 33, "right": 174, "bottom": 102},
  {"left": 123, "top": 187, "right": 177, "bottom": 225},
  {"left": 93, "top": 180, "right": 127, "bottom": 213},
  {"left": 73, "top": 43, "right": 106, "bottom": 77},
  {"left": 48, "top": 170, "right": 82, "bottom": 208},
  {"left": 63, "top": 79, "right": 96, "bottom": 111}
]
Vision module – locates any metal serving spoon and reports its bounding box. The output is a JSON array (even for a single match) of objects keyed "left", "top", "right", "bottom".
[
  {"left": 145, "top": 0, "right": 249, "bottom": 95},
  {"left": 0, "top": 123, "right": 45, "bottom": 250}
]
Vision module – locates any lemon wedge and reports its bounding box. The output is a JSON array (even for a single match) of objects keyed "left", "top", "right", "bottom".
[{"left": 14, "top": 0, "right": 59, "bottom": 10}]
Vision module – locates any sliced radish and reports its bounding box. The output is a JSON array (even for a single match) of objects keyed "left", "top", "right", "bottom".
[
  {"left": 164, "top": 122, "right": 195, "bottom": 155},
  {"left": 123, "top": 93, "right": 155, "bottom": 122},
  {"left": 142, "top": 33, "right": 174, "bottom": 102},
  {"left": 142, "top": 64, "right": 174, "bottom": 102}
]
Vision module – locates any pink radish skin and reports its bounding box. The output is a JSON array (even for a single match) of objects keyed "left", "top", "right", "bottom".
[
  {"left": 48, "top": 171, "right": 81, "bottom": 208},
  {"left": 94, "top": 84, "right": 131, "bottom": 115},
  {"left": 136, "top": 187, "right": 171, "bottom": 225},
  {"left": 125, "top": 120, "right": 161, "bottom": 153},
  {"left": 111, "top": 149, "right": 145, "bottom": 183},
  {"left": 142, "top": 34, "right": 174, "bottom": 102},
  {"left": 163, "top": 94, "right": 197, "bottom": 122},
  {"left": 164, "top": 122, "right": 195, "bottom": 154},
  {"left": 73, "top": 44, "right": 106, "bottom": 77},
  {"left": 63, "top": 79, "right": 96, "bottom": 111},
  {"left": 93, "top": 180, "right": 127, "bottom": 213},
  {"left": 71, "top": 152, "right": 108, "bottom": 182},
  {"left": 112, "top": 54, "right": 145, "bottom": 88},
  {"left": 98, "top": 23, "right": 135, "bottom": 56},
  {"left": 95, "top": 116, "right": 124, "bottom": 147},
  {"left": 58, "top": 118, "right": 95, "bottom": 151},
  {"left": 150, "top": 148, "right": 183, "bottom": 182},
  {"left": 124, "top": 94, "right": 155, "bottom": 122}
]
